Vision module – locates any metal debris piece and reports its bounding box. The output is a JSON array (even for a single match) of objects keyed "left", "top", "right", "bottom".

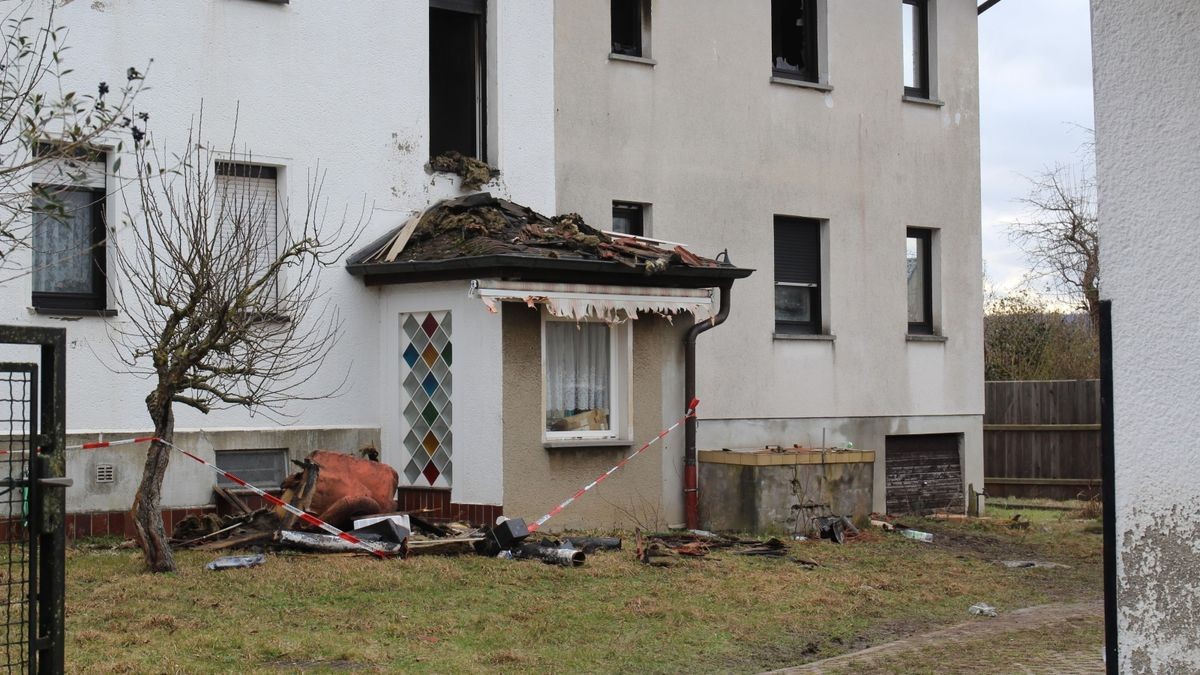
[
  {"left": 968, "top": 603, "right": 998, "bottom": 617},
  {"left": 205, "top": 554, "right": 266, "bottom": 571}
]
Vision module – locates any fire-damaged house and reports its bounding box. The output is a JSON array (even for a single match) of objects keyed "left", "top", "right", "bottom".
[
  {"left": 0, "top": 1, "right": 986, "bottom": 539},
  {"left": 345, "top": 194, "right": 750, "bottom": 529}
]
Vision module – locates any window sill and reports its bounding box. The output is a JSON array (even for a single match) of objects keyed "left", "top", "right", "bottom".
[
  {"left": 608, "top": 53, "right": 656, "bottom": 67},
  {"left": 31, "top": 307, "right": 117, "bottom": 318},
  {"left": 906, "top": 333, "right": 948, "bottom": 343},
  {"left": 773, "top": 333, "right": 835, "bottom": 342},
  {"left": 770, "top": 76, "right": 833, "bottom": 92},
  {"left": 901, "top": 95, "right": 945, "bottom": 107},
  {"left": 543, "top": 439, "right": 634, "bottom": 450}
]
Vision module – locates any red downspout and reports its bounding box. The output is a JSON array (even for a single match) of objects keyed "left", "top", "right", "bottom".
[{"left": 683, "top": 281, "right": 733, "bottom": 529}]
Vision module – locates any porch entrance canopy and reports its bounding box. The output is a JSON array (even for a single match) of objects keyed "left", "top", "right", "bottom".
[{"left": 469, "top": 279, "right": 715, "bottom": 322}]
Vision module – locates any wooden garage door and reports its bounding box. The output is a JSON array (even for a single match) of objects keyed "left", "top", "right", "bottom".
[{"left": 885, "top": 434, "right": 963, "bottom": 514}]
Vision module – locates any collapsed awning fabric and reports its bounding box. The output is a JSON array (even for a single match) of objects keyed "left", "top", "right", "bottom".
[{"left": 470, "top": 280, "right": 715, "bottom": 322}]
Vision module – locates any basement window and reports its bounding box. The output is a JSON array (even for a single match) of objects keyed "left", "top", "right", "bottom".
[
  {"left": 611, "top": 0, "right": 650, "bottom": 58},
  {"left": 215, "top": 449, "right": 289, "bottom": 489},
  {"left": 772, "top": 0, "right": 820, "bottom": 83},
  {"left": 430, "top": 0, "right": 487, "bottom": 160}
]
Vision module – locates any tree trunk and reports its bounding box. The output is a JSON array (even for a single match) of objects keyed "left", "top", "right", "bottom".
[{"left": 134, "top": 400, "right": 177, "bottom": 572}]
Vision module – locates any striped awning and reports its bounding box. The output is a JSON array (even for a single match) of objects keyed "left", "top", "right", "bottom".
[{"left": 469, "top": 279, "right": 714, "bottom": 322}]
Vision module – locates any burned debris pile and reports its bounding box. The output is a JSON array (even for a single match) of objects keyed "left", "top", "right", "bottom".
[
  {"left": 357, "top": 192, "right": 723, "bottom": 272},
  {"left": 428, "top": 151, "right": 499, "bottom": 191}
]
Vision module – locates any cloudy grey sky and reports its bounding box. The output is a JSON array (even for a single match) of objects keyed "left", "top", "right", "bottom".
[{"left": 978, "top": 0, "right": 1095, "bottom": 292}]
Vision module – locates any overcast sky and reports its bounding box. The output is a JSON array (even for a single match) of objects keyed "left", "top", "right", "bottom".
[{"left": 978, "top": 0, "right": 1095, "bottom": 293}]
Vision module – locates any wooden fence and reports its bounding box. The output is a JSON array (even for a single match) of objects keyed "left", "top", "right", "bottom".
[{"left": 984, "top": 380, "right": 1101, "bottom": 500}]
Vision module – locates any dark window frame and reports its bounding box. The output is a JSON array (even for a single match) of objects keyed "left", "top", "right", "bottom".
[
  {"left": 611, "top": 201, "right": 645, "bottom": 237},
  {"left": 772, "top": 0, "right": 820, "bottom": 83},
  {"left": 906, "top": 227, "right": 933, "bottom": 335},
  {"left": 774, "top": 216, "right": 823, "bottom": 335},
  {"left": 31, "top": 184, "right": 108, "bottom": 312},
  {"left": 902, "top": 0, "right": 930, "bottom": 99},
  {"left": 429, "top": 0, "right": 488, "bottom": 161},
  {"left": 611, "top": 0, "right": 646, "bottom": 57}
]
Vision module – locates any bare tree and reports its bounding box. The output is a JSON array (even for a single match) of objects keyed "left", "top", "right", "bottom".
[
  {"left": 0, "top": 0, "right": 146, "bottom": 268},
  {"left": 110, "top": 118, "right": 365, "bottom": 572},
  {"left": 1009, "top": 148, "right": 1100, "bottom": 331}
]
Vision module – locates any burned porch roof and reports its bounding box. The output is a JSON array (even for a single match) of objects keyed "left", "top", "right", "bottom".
[{"left": 345, "top": 193, "right": 752, "bottom": 288}]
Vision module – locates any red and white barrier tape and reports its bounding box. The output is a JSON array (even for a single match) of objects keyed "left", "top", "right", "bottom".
[
  {"left": 65, "top": 436, "right": 390, "bottom": 559},
  {"left": 527, "top": 398, "right": 699, "bottom": 533}
]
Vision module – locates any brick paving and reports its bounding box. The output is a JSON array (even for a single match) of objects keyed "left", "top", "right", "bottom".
[{"left": 767, "top": 601, "right": 1105, "bottom": 674}]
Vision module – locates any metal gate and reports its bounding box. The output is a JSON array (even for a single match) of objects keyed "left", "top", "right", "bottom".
[{"left": 0, "top": 327, "right": 67, "bottom": 673}]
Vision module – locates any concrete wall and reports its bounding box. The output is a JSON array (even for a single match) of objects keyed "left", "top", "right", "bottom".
[
  {"left": 378, "top": 281, "right": 504, "bottom": 506},
  {"left": 701, "top": 414, "right": 982, "bottom": 514},
  {"left": 553, "top": 0, "right": 984, "bottom": 510},
  {"left": 1091, "top": 1, "right": 1200, "bottom": 670},
  {"left": 501, "top": 304, "right": 688, "bottom": 530},
  {"left": 699, "top": 452, "right": 875, "bottom": 534},
  {"left": 0, "top": 1, "right": 555, "bottom": 511}
]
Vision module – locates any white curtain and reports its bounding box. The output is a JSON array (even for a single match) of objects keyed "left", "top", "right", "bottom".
[
  {"left": 545, "top": 321, "right": 611, "bottom": 431},
  {"left": 32, "top": 190, "right": 95, "bottom": 294}
]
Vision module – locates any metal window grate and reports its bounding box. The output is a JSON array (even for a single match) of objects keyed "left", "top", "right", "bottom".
[
  {"left": 95, "top": 465, "right": 114, "bottom": 484},
  {"left": 0, "top": 365, "right": 34, "bottom": 671}
]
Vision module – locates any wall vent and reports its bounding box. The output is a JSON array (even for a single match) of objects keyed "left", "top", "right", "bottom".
[{"left": 96, "top": 464, "right": 115, "bottom": 483}]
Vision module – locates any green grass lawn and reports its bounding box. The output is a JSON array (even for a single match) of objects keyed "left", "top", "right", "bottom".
[{"left": 64, "top": 514, "right": 1102, "bottom": 673}]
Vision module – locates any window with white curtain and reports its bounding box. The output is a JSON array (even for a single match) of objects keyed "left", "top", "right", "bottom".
[
  {"left": 543, "top": 316, "right": 629, "bottom": 440},
  {"left": 31, "top": 145, "right": 108, "bottom": 312}
]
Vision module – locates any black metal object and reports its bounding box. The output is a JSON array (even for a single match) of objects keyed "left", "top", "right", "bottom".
[
  {"left": 1099, "top": 300, "right": 1117, "bottom": 673},
  {"left": 977, "top": 0, "right": 1003, "bottom": 15},
  {"left": 0, "top": 325, "right": 67, "bottom": 674}
]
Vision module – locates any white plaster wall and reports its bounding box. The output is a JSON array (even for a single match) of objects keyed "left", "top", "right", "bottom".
[
  {"left": 554, "top": 0, "right": 984, "bottom": 424},
  {"left": 378, "top": 281, "right": 504, "bottom": 506},
  {"left": 0, "top": 3, "right": 554, "bottom": 453},
  {"left": 1091, "top": 1, "right": 1200, "bottom": 670}
]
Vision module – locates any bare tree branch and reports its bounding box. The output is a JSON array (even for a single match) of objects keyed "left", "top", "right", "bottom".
[
  {"left": 110, "top": 112, "right": 368, "bottom": 572},
  {"left": 1009, "top": 143, "right": 1100, "bottom": 331}
]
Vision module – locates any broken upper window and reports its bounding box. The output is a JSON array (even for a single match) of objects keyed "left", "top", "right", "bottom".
[
  {"left": 772, "top": 0, "right": 819, "bottom": 82},
  {"left": 31, "top": 144, "right": 109, "bottom": 312},
  {"left": 774, "top": 216, "right": 822, "bottom": 335},
  {"left": 430, "top": 0, "right": 486, "bottom": 160},
  {"left": 611, "top": 0, "right": 648, "bottom": 58},
  {"left": 902, "top": 0, "right": 930, "bottom": 98},
  {"left": 612, "top": 201, "right": 645, "bottom": 237}
]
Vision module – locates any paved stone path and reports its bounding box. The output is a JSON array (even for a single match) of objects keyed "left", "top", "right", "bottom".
[{"left": 767, "top": 601, "right": 1105, "bottom": 674}]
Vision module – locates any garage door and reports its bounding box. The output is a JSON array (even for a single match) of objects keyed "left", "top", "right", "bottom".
[{"left": 885, "top": 434, "right": 963, "bottom": 514}]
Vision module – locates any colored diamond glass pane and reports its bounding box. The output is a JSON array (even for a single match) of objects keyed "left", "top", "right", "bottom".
[
  {"left": 423, "top": 430, "right": 439, "bottom": 456},
  {"left": 422, "top": 401, "right": 439, "bottom": 426},
  {"left": 441, "top": 342, "right": 452, "bottom": 366},
  {"left": 422, "top": 313, "right": 439, "bottom": 336},
  {"left": 422, "top": 461, "right": 440, "bottom": 485},
  {"left": 422, "top": 343, "right": 439, "bottom": 367},
  {"left": 422, "top": 372, "right": 438, "bottom": 396},
  {"left": 403, "top": 343, "right": 420, "bottom": 368}
]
